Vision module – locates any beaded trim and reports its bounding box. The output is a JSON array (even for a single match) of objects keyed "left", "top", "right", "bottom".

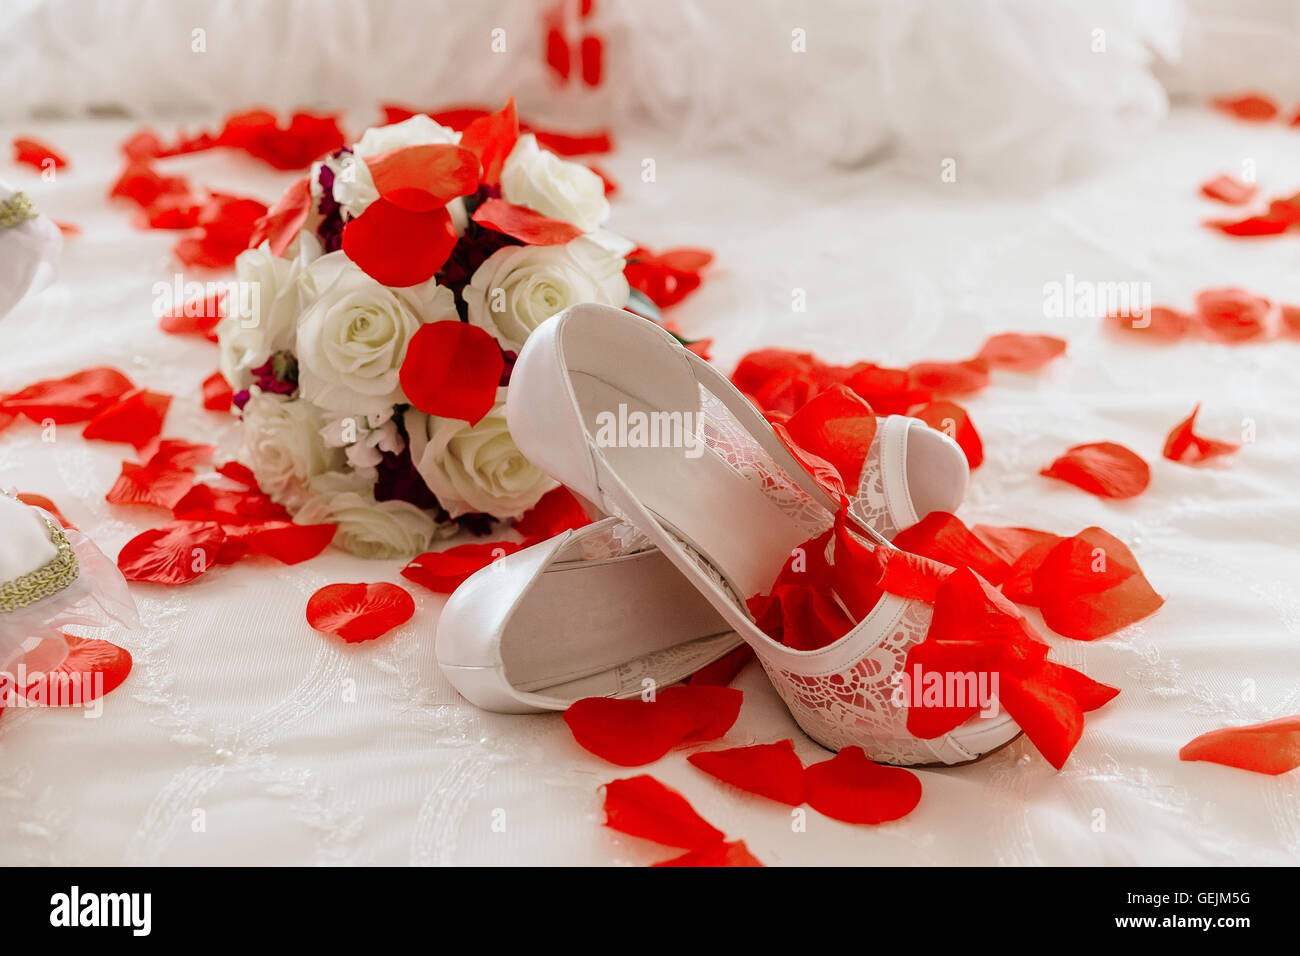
[
  {"left": 0, "top": 519, "right": 79, "bottom": 613},
  {"left": 0, "top": 191, "right": 39, "bottom": 229}
]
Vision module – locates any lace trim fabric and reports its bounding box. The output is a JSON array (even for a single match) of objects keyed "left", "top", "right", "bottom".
[
  {"left": 610, "top": 630, "right": 741, "bottom": 697},
  {"left": 761, "top": 596, "right": 940, "bottom": 765},
  {"left": 847, "top": 427, "right": 899, "bottom": 539}
]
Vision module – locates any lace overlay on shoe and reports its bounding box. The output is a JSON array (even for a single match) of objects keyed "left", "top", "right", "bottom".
[
  {"left": 551, "top": 520, "right": 654, "bottom": 563},
  {"left": 847, "top": 428, "right": 899, "bottom": 539},
  {"left": 610, "top": 630, "right": 741, "bottom": 697},
  {"left": 759, "top": 596, "right": 941, "bottom": 764},
  {"left": 697, "top": 388, "right": 832, "bottom": 540}
]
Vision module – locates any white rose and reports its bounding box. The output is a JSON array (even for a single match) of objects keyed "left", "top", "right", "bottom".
[
  {"left": 464, "top": 237, "right": 629, "bottom": 352},
  {"left": 295, "top": 251, "right": 458, "bottom": 415},
  {"left": 217, "top": 235, "right": 321, "bottom": 390},
  {"left": 319, "top": 409, "right": 404, "bottom": 471},
  {"left": 405, "top": 394, "right": 557, "bottom": 520},
  {"left": 330, "top": 115, "right": 467, "bottom": 231},
  {"left": 501, "top": 133, "right": 609, "bottom": 232},
  {"left": 239, "top": 390, "right": 344, "bottom": 510},
  {"left": 295, "top": 472, "right": 437, "bottom": 559}
]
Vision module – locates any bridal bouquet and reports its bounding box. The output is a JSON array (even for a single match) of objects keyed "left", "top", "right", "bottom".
[{"left": 216, "top": 100, "right": 632, "bottom": 558}]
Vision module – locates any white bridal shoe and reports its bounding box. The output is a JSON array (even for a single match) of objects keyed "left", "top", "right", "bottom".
[{"left": 439, "top": 305, "right": 1018, "bottom": 764}]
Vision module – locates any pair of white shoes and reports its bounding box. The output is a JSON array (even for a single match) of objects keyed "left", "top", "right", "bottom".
[{"left": 437, "top": 304, "right": 1021, "bottom": 766}]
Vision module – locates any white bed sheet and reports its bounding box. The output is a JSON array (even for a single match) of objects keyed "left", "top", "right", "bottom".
[{"left": 1, "top": 108, "right": 1298, "bottom": 866}]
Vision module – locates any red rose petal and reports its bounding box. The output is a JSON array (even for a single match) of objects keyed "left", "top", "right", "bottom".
[
  {"left": 202, "top": 370, "right": 235, "bottom": 411},
  {"left": 529, "top": 125, "right": 613, "bottom": 157},
  {"left": 998, "top": 661, "right": 1084, "bottom": 770},
  {"left": 1, "top": 366, "right": 134, "bottom": 424},
  {"left": 1206, "top": 213, "right": 1293, "bottom": 237},
  {"left": 624, "top": 247, "right": 713, "bottom": 309},
  {"left": 685, "top": 645, "right": 755, "bottom": 687},
  {"left": 159, "top": 291, "right": 225, "bottom": 339},
  {"left": 867, "top": 546, "right": 954, "bottom": 602},
  {"left": 216, "top": 109, "right": 345, "bottom": 170},
  {"left": 512, "top": 486, "right": 592, "bottom": 541},
  {"left": 653, "top": 840, "right": 763, "bottom": 867},
  {"left": 148, "top": 439, "right": 216, "bottom": 471},
  {"left": 173, "top": 194, "right": 268, "bottom": 270},
  {"left": 109, "top": 161, "right": 193, "bottom": 209},
  {"left": 248, "top": 176, "right": 312, "bottom": 257},
  {"left": 1033, "top": 527, "right": 1163, "bottom": 640},
  {"left": 563, "top": 686, "right": 743, "bottom": 766},
  {"left": 1282, "top": 304, "right": 1300, "bottom": 337},
  {"left": 1032, "top": 660, "right": 1120, "bottom": 712},
  {"left": 1040, "top": 441, "right": 1150, "bottom": 499},
  {"left": 459, "top": 97, "right": 519, "bottom": 187},
  {"left": 892, "top": 511, "right": 1011, "bottom": 585},
  {"left": 400, "top": 541, "right": 523, "bottom": 594},
  {"left": 602, "top": 775, "right": 725, "bottom": 850},
  {"left": 782, "top": 384, "right": 877, "bottom": 490},
  {"left": 976, "top": 332, "right": 1067, "bottom": 372},
  {"left": 771, "top": 421, "right": 847, "bottom": 501},
  {"left": 803, "top": 747, "right": 922, "bottom": 824},
  {"left": 399, "top": 320, "right": 504, "bottom": 424},
  {"left": 342, "top": 199, "right": 457, "bottom": 287},
  {"left": 117, "top": 520, "right": 226, "bottom": 584},
  {"left": 1200, "top": 173, "right": 1259, "bottom": 205},
  {"left": 688, "top": 739, "right": 806, "bottom": 805},
  {"left": 971, "top": 525, "right": 1064, "bottom": 606},
  {"left": 1195, "top": 287, "right": 1270, "bottom": 343},
  {"left": 912, "top": 400, "right": 983, "bottom": 469},
  {"left": 172, "top": 482, "right": 289, "bottom": 525},
  {"left": 12, "top": 136, "right": 68, "bottom": 170},
  {"left": 19, "top": 635, "right": 131, "bottom": 706},
  {"left": 82, "top": 388, "right": 171, "bottom": 453},
  {"left": 224, "top": 520, "right": 336, "bottom": 564},
  {"left": 1179, "top": 716, "right": 1300, "bottom": 775},
  {"left": 471, "top": 197, "right": 583, "bottom": 245},
  {"left": 844, "top": 364, "right": 930, "bottom": 416},
  {"left": 1211, "top": 93, "right": 1279, "bottom": 122},
  {"left": 216, "top": 460, "right": 259, "bottom": 488},
  {"left": 366, "top": 144, "right": 480, "bottom": 211},
  {"left": 106, "top": 461, "right": 196, "bottom": 510},
  {"left": 971, "top": 524, "right": 1060, "bottom": 566},
  {"left": 305, "top": 582, "right": 416, "bottom": 643},
  {"left": 1163, "top": 404, "right": 1240, "bottom": 464},
  {"left": 906, "top": 358, "right": 989, "bottom": 396},
  {"left": 1109, "top": 306, "right": 1191, "bottom": 341}
]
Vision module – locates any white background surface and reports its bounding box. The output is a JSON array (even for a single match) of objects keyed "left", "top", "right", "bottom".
[{"left": 1, "top": 105, "right": 1299, "bottom": 865}]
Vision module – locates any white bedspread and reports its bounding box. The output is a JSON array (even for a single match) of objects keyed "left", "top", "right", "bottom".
[{"left": 1, "top": 108, "right": 1297, "bottom": 866}]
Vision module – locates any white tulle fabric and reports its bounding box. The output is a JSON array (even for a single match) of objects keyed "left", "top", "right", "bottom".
[{"left": 2, "top": 99, "right": 1299, "bottom": 862}]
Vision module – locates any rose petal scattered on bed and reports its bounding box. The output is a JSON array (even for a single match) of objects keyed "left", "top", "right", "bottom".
[
  {"left": 912, "top": 400, "right": 983, "bottom": 469},
  {"left": 1200, "top": 173, "right": 1259, "bottom": 205},
  {"left": 1032, "top": 527, "right": 1163, "bottom": 640},
  {"left": 470, "top": 197, "right": 583, "bottom": 245},
  {"left": 803, "top": 746, "right": 922, "bottom": 824},
  {"left": 306, "top": 582, "right": 416, "bottom": 643},
  {"left": 563, "top": 686, "right": 743, "bottom": 766},
  {"left": 688, "top": 739, "right": 807, "bottom": 805},
  {"left": 202, "top": 371, "right": 235, "bottom": 411},
  {"left": 117, "top": 520, "right": 227, "bottom": 584},
  {"left": 1195, "top": 287, "right": 1270, "bottom": 342},
  {"left": 602, "top": 775, "right": 725, "bottom": 849},
  {"left": 399, "top": 320, "right": 503, "bottom": 424},
  {"left": 401, "top": 541, "right": 524, "bottom": 593},
  {"left": 1, "top": 366, "right": 135, "bottom": 424},
  {"left": 997, "top": 660, "right": 1084, "bottom": 771},
  {"left": 20, "top": 635, "right": 131, "bottom": 705},
  {"left": 159, "top": 291, "right": 225, "bottom": 339},
  {"left": 975, "top": 332, "right": 1067, "bottom": 372},
  {"left": 906, "top": 358, "right": 989, "bottom": 396},
  {"left": 222, "top": 520, "right": 336, "bottom": 564},
  {"left": 625, "top": 246, "right": 714, "bottom": 309},
  {"left": 1108, "top": 306, "right": 1192, "bottom": 341},
  {"left": 106, "top": 460, "right": 196, "bottom": 510},
  {"left": 512, "top": 486, "right": 592, "bottom": 540},
  {"left": 1040, "top": 441, "right": 1150, "bottom": 499},
  {"left": 1163, "top": 404, "right": 1240, "bottom": 464},
  {"left": 82, "top": 388, "right": 171, "bottom": 453},
  {"left": 215, "top": 108, "right": 345, "bottom": 170},
  {"left": 12, "top": 136, "right": 68, "bottom": 170},
  {"left": 1211, "top": 92, "right": 1280, "bottom": 122},
  {"left": 1179, "top": 716, "right": 1300, "bottom": 775}
]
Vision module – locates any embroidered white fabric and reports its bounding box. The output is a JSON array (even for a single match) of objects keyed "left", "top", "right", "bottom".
[{"left": 1, "top": 107, "right": 1298, "bottom": 865}]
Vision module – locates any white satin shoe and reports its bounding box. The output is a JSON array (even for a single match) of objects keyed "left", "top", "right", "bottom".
[
  {"left": 437, "top": 408, "right": 966, "bottom": 715},
  {"left": 477, "top": 303, "right": 1020, "bottom": 765}
]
